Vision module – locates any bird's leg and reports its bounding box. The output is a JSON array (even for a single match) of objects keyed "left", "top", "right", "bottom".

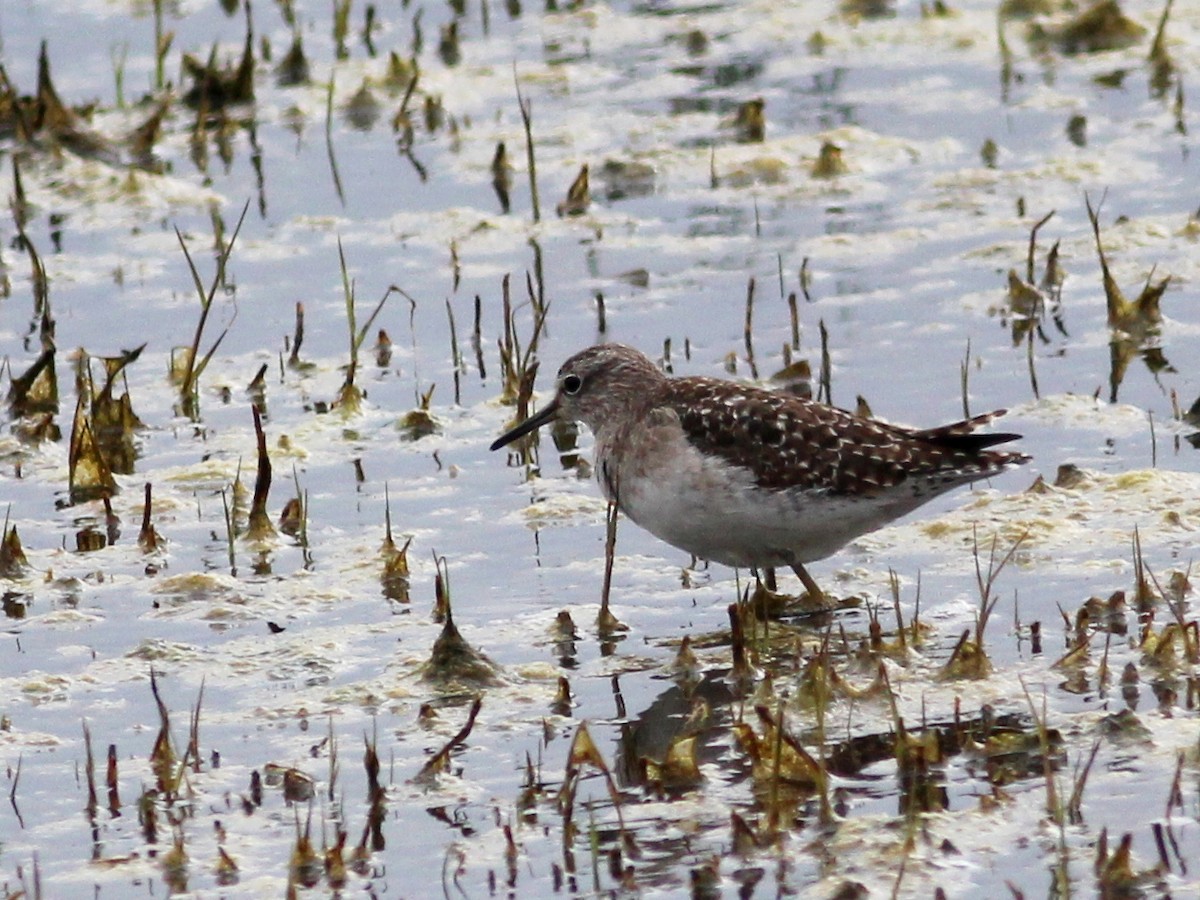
[
  {"left": 763, "top": 566, "right": 778, "bottom": 592},
  {"left": 790, "top": 563, "right": 826, "bottom": 604}
]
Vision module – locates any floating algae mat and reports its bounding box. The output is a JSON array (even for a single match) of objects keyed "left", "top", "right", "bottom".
[{"left": 1, "top": 0, "right": 1199, "bottom": 895}]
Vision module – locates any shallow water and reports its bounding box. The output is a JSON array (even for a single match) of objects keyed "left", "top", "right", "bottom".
[{"left": 2, "top": 0, "right": 1199, "bottom": 896}]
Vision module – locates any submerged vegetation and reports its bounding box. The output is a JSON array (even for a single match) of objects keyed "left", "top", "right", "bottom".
[{"left": 0, "top": 0, "right": 1198, "bottom": 896}]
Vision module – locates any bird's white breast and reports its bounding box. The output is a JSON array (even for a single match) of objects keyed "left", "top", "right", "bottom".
[{"left": 594, "top": 408, "right": 885, "bottom": 568}]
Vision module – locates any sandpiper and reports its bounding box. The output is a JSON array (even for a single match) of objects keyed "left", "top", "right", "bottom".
[{"left": 490, "top": 344, "right": 1029, "bottom": 600}]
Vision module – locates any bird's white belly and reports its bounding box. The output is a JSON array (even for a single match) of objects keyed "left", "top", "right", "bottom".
[{"left": 604, "top": 436, "right": 884, "bottom": 569}]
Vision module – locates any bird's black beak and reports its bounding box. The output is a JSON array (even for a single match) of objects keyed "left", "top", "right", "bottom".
[{"left": 489, "top": 398, "right": 560, "bottom": 451}]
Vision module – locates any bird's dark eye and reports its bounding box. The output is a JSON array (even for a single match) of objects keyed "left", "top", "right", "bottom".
[{"left": 562, "top": 374, "right": 583, "bottom": 395}]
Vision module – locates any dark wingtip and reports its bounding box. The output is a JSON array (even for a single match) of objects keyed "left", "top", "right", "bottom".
[
  {"left": 914, "top": 409, "right": 1025, "bottom": 454},
  {"left": 970, "top": 431, "right": 1024, "bottom": 450}
]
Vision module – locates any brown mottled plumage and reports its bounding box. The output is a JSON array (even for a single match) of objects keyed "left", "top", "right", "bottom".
[
  {"left": 667, "top": 378, "right": 1020, "bottom": 494},
  {"left": 491, "top": 344, "right": 1028, "bottom": 599}
]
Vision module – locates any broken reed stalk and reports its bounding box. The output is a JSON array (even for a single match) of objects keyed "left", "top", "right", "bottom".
[
  {"left": 887, "top": 569, "right": 908, "bottom": 652},
  {"left": 337, "top": 237, "right": 358, "bottom": 383},
  {"left": 787, "top": 292, "right": 799, "bottom": 350},
  {"left": 500, "top": 273, "right": 515, "bottom": 373},
  {"left": 111, "top": 45, "right": 128, "bottom": 109},
  {"left": 528, "top": 237, "right": 546, "bottom": 316},
  {"left": 83, "top": 720, "right": 99, "bottom": 818},
  {"left": 1165, "top": 750, "right": 1185, "bottom": 817},
  {"left": 587, "top": 802, "right": 601, "bottom": 894},
  {"left": 325, "top": 76, "right": 346, "bottom": 204},
  {"left": 472, "top": 294, "right": 487, "bottom": 377},
  {"left": 1149, "top": 410, "right": 1157, "bottom": 467},
  {"left": 186, "top": 679, "right": 205, "bottom": 773},
  {"left": 743, "top": 277, "right": 758, "bottom": 379},
  {"left": 105, "top": 743, "right": 120, "bottom": 813},
  {"left": 447, "top": 301, "right": 462, "bottom": 404},
  {"left": 220, "top": 487, "right": 236, "bottom": 571},
  {"left": 290, "top": 464, "right": 311, "bottom": 554},
  {"left": 148, "top": 669, "right": 180, "bottom": 800},
  {"left": 432, "top": 552, "right": 450, "bottom": 623},
  {"left": 960, "top": 338, "right": 971, "bottom": 419},
  {"left": 139, "top": 482, "right": 156, "bottom": 550},
  {"left": 767, "top": 701, "right": 785, "bottom": 833},
  {"left": 513, "top": 65, "right": 540, "bottom": 223},
  {"left": 27, "top": 854, "right": 42, "bottom": 900},
  {"left": 175, "top": 199, "right": 249, "bottom": 418},
  {"left": 1023, "top": 327, "right": 1040, "bottom": 400},
  {"left": 396, "top": 67, "right": 421, "bottom": 146},
  {"left": 817, "top": 319, "right": 832, "bottom": 405},
  {"left": 446, "top": 299, "right": 462, "bottom": 372},
  {"left": 1027, "top": 210, "right": 1056, "bottom": 283},
  {"left": 1132, "top": 525, "right": 1151, "bottom": 608},
  {"left": 289, "top": 302, "right": 306, "bottom": 366},
  {"left": 1019, "top": 677, "right": 1060, "bottom": 820},
  {"left": 328, "top": 716, "right": 339, "bottom": 802},
  {"left": 364, "top": 724, "right": 380, "bottom": 797},
  {"left": 1066, "top": 737, "right": 1101, "bottom": 822},
  {"left": 153, "top": 0, "right": 168, "bottom": 90}
]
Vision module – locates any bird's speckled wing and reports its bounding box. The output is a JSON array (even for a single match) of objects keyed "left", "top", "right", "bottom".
[{"left": 664, "top": 378, "right": 1026, "bottom": 494}]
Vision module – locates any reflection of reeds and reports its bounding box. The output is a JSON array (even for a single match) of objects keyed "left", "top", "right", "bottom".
[
  {"left": 161, "top": 832, "right": 186, "bottom": 887},
  {"left": 413, "top": 697, "right": 483, "bottom": 781},
  {"left": 1086, "top": 194, "right": 1175, "bottom": 402},
  {"left": 247, "top": 405, "right": 275, "bottom": 540},
  {"left": 83, "top": 720, "right": 98, "bottom": 820},
  {"left": 1136, "top": 527, "right": 1198, "bottom": 663},
  {"left": 288, "top": 805, "right": 321, "bottom": 891}
]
